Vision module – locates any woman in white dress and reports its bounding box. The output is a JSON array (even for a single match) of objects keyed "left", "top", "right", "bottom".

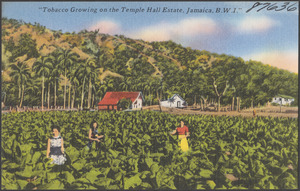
[{"left": 46, "top": 126, "right": 66, "bottom": 165}]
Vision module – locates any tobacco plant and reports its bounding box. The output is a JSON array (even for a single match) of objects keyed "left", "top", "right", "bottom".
[{"left": 1, "top": 111, "right": 298, "bottom": 189}]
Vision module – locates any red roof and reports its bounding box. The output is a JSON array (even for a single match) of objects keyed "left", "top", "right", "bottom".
[{"left": 97, "top": 92, "right": 142, "bottom": 105}]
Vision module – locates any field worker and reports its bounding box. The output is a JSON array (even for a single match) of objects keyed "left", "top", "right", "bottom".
[
  {"left": 46, "top": 126, "right": 67, "bottom": 165},
  {"left": 87, "top": 121, "right": 104, "bottom": 151},
  {"left": 253, "top": 109, "right": 256, "bottom": 117},
  {"left": 170, "top": 120, "right": 190, "bottom": 152}
]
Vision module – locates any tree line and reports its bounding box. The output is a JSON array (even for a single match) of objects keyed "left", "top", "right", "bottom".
[{"left": 1, "top": 18, "right": 298, "bottom": 111}]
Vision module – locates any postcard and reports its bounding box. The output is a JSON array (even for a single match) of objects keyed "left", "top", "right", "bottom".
[{"left": 1, "top": 1, "right": 298, "bottom": 190}]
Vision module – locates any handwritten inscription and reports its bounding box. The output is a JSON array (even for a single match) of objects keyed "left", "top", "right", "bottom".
[{"left": 246, "top": 2, "right": 297, "bottom": 13}]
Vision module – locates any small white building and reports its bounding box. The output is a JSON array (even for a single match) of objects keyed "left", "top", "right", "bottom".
[
  {"left": 271, "top": 95, "right": 294, "bottom": 106},
  {"left": 160, "top": 94, "right": 187, "bottom": 108}
]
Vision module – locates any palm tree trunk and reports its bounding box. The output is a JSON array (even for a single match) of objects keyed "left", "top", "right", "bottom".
[
  {"left": 232, "top": 97, "right": 235, "bottom": 111},
  {"left": 4, "top": 93, "right": 6, "bottom": 104},
  {"left": 236, "top": 97, "right": 240, "bottom": 112},
  {"left": 200, "top": 99, "right": 203, "bottom": 110},
  {"left": 72, "top": 84, "right": 75, "bottom": 109},
  {"left": 148, "top": 89, "right": 150, "bottom": 106},
  {"left": 19, "top": 85, "right": 24, "bottom": 108},
  {"left": 217, "top": 96, "right": 221, "bottom": 112},
  {"left": 54, "top": 80, "right": 56, "bottom": 109},
  {"left": 92, "top": 93, "right": 94, "bottom": 108},
  {"left": 149, "top": 88, "right": 151, "bottom": 106},
  {"left": 157, "top": 89, "right": 162, "bottom": 112},
  {"left": 48, "top": 82, "right": 50, "bottom": 109},
  {"left": 45, "top": 88, "right": 47, "bottom": 107},
  {"left": 88, "top": 76, "right": 92, "bottom": 108},
  {"left": 81, "top": 76, "right": 86, "bottom": 110},
  {"left": 64, "top": 69, "right": 67, "bottom": 109},
  {"left": 19, "top": 85, "right": 21, "bottom": 99},
  {"left": 42, "top": 75, "right": 44, "bottom": 110},
  {"left": 68, "top": 84, "right": 71, "bottom": 109}
]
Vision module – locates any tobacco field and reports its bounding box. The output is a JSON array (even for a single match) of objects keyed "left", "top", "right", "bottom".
[{"left": 1, "top": 111, "right": 298, "bottom": 189}]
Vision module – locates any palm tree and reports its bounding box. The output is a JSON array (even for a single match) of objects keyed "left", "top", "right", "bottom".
[
  {"left": 75, "top": 60, "right": 89, "bottom": 110},
  {"left": 75, "top": 58, "right": 99, "bottom": 109},
  {"left": 151, "top": 77, "right": 161, "bottom": 101},
  {"left": 25, "top": 78, "right": 40, "bottom": 106},
  {"left": 9, "top": 62, "right": 31, "bottom": 108},
  {"left": 131, "top": 77, "right": 141, "bottom": 92},
  {"left": 102, "top": 78, "right": 114, "bottom": 93},
  {"left": 5, "top": 82, "right": 19, "bottom": 106},
  {"left": 143, "top": 79, "right": 153, "bottom": 106},
  {"left": 57, "top": 49, "right": 78, "bottom": 109},
  {"left": 86, "top": 58, "right": 98, "bottom": 108},
  {"left": 66, "top": 60, "right": 79, "bottom": 109},
  {"left": 147, "top": 78, "right": 158, "bottom": 106},
  {"left": 48, "top": 53, "right": 60, "bottom": 109},
  {"left": 45, "top": 78, "right": 51, "bottom": 109},
  {"left": 95, "top": 80, "right": 109, "bottom": 103},
  {"left": 33, "top": 56, "right": 52, "bottom": 110},
  {"left": 1, "top": 81, "right": 8, "bottom": 106},
  {"left": 69, "top": 63, "right": 80, "bottom": 109},
  {"left": 148, "top": 79, "right": 155, "bottom": 106},
  {"left": 90, "top": 75, "right": 99, "bottom": 108},
  {"left": 120, "top": 77, "right": 132, "bottom": 91},
  {"left": 43, "top": 54, "right": 59, "bottom": 109}
]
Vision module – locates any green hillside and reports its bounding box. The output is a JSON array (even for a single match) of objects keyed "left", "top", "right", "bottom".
[{"left": 1, "top": 17, "right": 298, "bottom": 109}]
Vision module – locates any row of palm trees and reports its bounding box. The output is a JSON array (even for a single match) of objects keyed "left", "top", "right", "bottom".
[
  {"left": 7, "top": 46, "right": 221, "bottom": 110},
  {"left": 7, "top": 47, "right": 168, "bottom": 110},
  {"left": 7, "top": 48, "right": 105, "bottom": 110},
  {"left": 7, "top": 47, "right": 232, "bottom": 111},
  {"left": 9, "top": 62, "right": 31, "bottom": 108}
]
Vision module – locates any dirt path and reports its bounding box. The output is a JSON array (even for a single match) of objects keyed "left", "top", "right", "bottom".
[{"left": 143, "top": 105, "right": 298, "bottom": 118}]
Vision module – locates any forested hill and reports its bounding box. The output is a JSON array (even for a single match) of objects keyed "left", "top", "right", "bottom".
[{"left": 1, "top": 18, "right": 298, "bottom": 109}]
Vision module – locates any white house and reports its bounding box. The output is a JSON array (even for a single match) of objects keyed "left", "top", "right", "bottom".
[
  {"left": 160, "top": 94, "right": 187, "bottom": 108},
  {"left": 271, "top": 95, "right": 294, "bottom": 106}
]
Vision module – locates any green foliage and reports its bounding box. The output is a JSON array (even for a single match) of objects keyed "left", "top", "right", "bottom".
[
  {"left": 9, "top": 33, "right": 39, "bottom": 61},
  {"left": 4, "top": 37, "right": 15, "bottom": 53},
  {"left": 81, "top": 38, "right": 99, "bottom": 55},
  {"left": 1, "top": 111, "right": 298, "bottom": 189},
  {"left": 117, "top": 98, "right": 132, "bottom": 110},
  {"left": 1, "top": 18, "right": 298, "bottom": 108}
]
